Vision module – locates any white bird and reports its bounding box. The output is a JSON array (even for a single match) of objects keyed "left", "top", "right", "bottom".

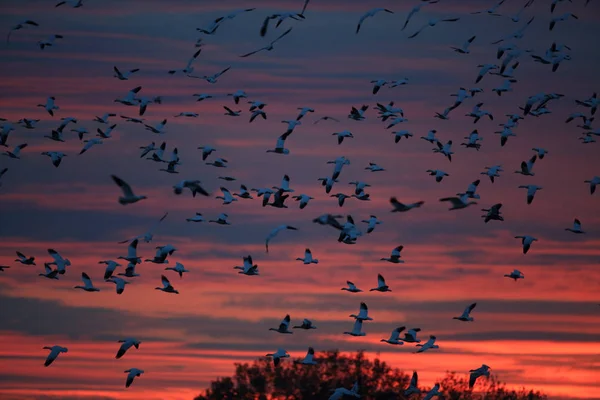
[
  {"left": 390, "top": 78, "right": 409, "bottom": 87},
  {"left": 111, "top": 175, "right": 147, "bottom": 205},
  {"left": 465, "top": 103, "right": 494, "bottom": 123},
  {"left": 266, "top": 131, "right": 293, "bottom": 154},
  {"left": 405, "top": 371, "right": 421, "bottom": 397},
  {"left": 348, "top": 104, "right": 369, "bottom": 121},
  {"left": 47, "top": 248, "right": 71, "bottom": 275},
  {"left": 144, "top": 119, "right": 167, "bottom": 135},
  {"left": 361, "top": 215, "right": 382, "bottom": 234},
  {"left": 392, "top": 130, "right": 413, "bottom": 143},
  {"left": 492, "top": 79, "right": 517, "bottom": 97},
  {"left": 329, "top": 382, "right": 360, "bottom": 400},
  {"left": 234, "top": 255, "right": 259, "bottom": 276},
  {"left": 265, "top": 348, "right": 289, "bottom": 367},
  {"left": 3, "top": 143, "right": 27, "bottom": 159},
  {"left": 293, "top": 318, "right": 317, "bottom": 330},
  {"left": 341, "top": 281, "right": 362, "bottom": 293},
  {"left": 515, "top": 155, "right": 537, "bottom": 176},
  {"left": 38, "top": 263, "right": 58, "bottom": 279},
  {"left": 118, "top": 239, "right": 141, "bottom": 265},
  {"left": 227, "top": 90, "right": 247, "bottom": 104},
  {"left": 491, "top": 16, "right": 534, "bottom": 44},
  {"left": 344, "top": 319, "right": 366, "bottom": 337},
  {"left": 124, "top": 368, "right": 144, "bottom": 388},
  {"left": 78, "top": 138, "right": 102, "bottom": 155},
  {"left": 233, "top": 185, "right": 253, "bottom": 199},
  {"left": 461, "top": 130, "right": 483, "bottom": 150},
  {"left": 349, "top": 302, "right": 372, "bottom": 321},
  {"left": 188, "top": 66, "right": 231, "bottom": 83},
  {"left": 74, "top": 272, "right": 99, "bottom": 292},
  {"left": 453, "top": 303, "right": 477, "bottom": 321},
  {"left": 370, "top": 79, "right": 388, "bottom": 94},
  {"left": 433, "top": 140, "right": 454, "bottom": 162},
  {"left": 259, "top": 12, "right": 305, "bottom": 37},
  {"left": 408, "top": 17, "right": 461, "bottom": 39},
  {"left": 38, "top": 34, "right": 63, "bottom": 50},
  {"left": 318, "top": 176, "right": 338, "bottom": 194},
  {"left": 380, "top": 246, "right": 404, "bottom": 264},
  {"left": 416, "top": 335, "right": 439, "bottom": 353},
  {"left": 565, "top": 218, "right": 585, "bottom": 234},
  {"left": 356, "top": 8, "right": 394, "bottom": 34},
  {"left": 423, "top": 383, "right": 442, "bottom": 400},
  {"left": 389, "top": 197, "right": 425, "bottom": 212},
  {"left": 95, "top": 124, "right": 116, "bottom": 139},
  {"left": 55, "top": 0, "right": 84, "bottom": 7},
  {"left": 427, "top": 169, "right": 449, "bottom": 183},
  {"left": 469, "top": 365, "right": 491, "bottom": 388},
  {"left": 292, "top": 194, "right": 313, "bottom": 209},
  {"left": 440, "top": 194, "right": 477, "bottom": 210},
  {"left": 165, "top": 262, "right": 189, "bottom": 278},
  {"left": 167, "top": 48, "right": 201, "bottom": 74},
  {"left": 113, "top": 66, "right": 139, "bottom": 80},
  {"left": 7, "top": 20, "right": 39, "bottom": 44},
  {"left": 240, "top": 28, "right": 293, "bottom": 57},
  {"left": 518, "top": 185, "right": 542, "bottom": 205},
  {"left": 584, "top": 176, "right": 600, "bottom": 194},
  {"left": 269, "top": 314, "right": 293, "bottom": 334},
  {"left": 94, "top": 112, "right": 117, "bottom": 124},
  {"left": 197, "top": 145, "right": 216, "bottom": 161},
  {"left": 514, "top": 235, "right": 538, "bottom": 254},
  {"left": 174, "top": 112, "right": 198, "bottom": 118},
  {"left": 115, "top": 338, "right": 140, "bottom": 359},
  {"left": 249, "top": 109, "right": 267, "bottom": 123},
  {"left": 451, "top": 35, "right": 476, "bottom": 54},
  {"left": 209, "top": 213, "right": 231, "bottom": 225},
  {"left": 43, "top": 345, "right": 68, "bottom": 367},
  {"left": 216, "top": 187, "right": 238, "bottom": 205},
  {"left": 296, "top": 248, "right": 319, "bottom": 264},
  {"left": 206, "top": 157, "right": 228, "bottom": 168},
  {"left": 549, "top": 13, "right": 578, "bottom": 31},
  {"left": 402, "top": 2, "right": 438, "bottom": 31},
  {"left": 504, "top": 269, "right": 525, "bottom": 281},
  {"left": 471, "top": 0, "right": 506, "bottom": 16},
  {"left": 401, "top": 328, "right": 422, "bottom": 343},
  {"left": 193, "top": 93, "right": 213, "bottom": 102},
  {"left": 333, "top": 130, "right": 354, "bottom": 145},
  {"left": 273, "top": 174, "right": 294, "bottom": 193},
  {"left": 106, "top": 276, "right": 129, "bottom": 294},
  {"left": 117, "top": 263, "right": 140, "bottom": 278},
  {"left": 37, "top": 96, "right": 59, "bottom": 116},
  {"left": 370, "top": 273, "right": 391, "bottom": 292},
  {"left": 300, "top": 347, "right": 317, "bottom": 365},
  {"left": 117, "top": 212, "right": 168, "bottom": 244},
  {"left": 223, "top": 106, "right": 241, "bottom": 117},
  {"left": 381, "top": 326, "right": 405, "bottom": 345},
  {"left": 481, "top": 165, "right": 503, "bottom": 183},
  {"left": 475, "top": 64, "right": 499, "bottom": 83},
  {"left": 265, "top": 225, "right": 298, "bottom": 253},
  {"left": 365, "top": 162, "right": 385, "bottom": 172},
  {"left": 155, "top": 275, "right": 179, "bottom": 294},
  {"left": 421, "top": 129, "right": 440, "bottom": 144},
  {"left": 186, "top": 213, "right": 204, "bottom": 223}
]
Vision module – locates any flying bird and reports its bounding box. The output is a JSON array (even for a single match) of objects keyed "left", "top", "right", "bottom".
[
  {"left": 265, "top": 225, "right": 298, "bottom": 253},
  {"left": 240, "top": 28, "right": 293, "bottom": 57},
  {"left": 453, "top": 303, "right": 477, "bottom": 321},
  {"left": 356, "top": 8, "right": 394, "bottom": 34},
  {"left": 43, "top": 345, "right": 68, "bottom": 367}
]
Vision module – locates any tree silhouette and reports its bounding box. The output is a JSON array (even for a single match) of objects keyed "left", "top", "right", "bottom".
[{"left": 194, "top": 350, "right": 547, "bottom": 400}]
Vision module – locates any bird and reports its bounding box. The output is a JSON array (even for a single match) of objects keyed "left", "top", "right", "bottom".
[
  {"left": 416, "top": 335, "right": 439, "bottom": 353},
  {"left": 293, "top": 318, "right": 317, "bottom": 330},
  {"left": 117, "top": 212, "right": 168, "bottom": 244},
  {"left": 350, "top": 302, "right": 373, "bottom": 321},
  {"left": 329, "top": 382, "right": 360, "bottom": 400},
  {"left": 565, "top": 219, "right": 585, "bottom": 234},
  {"left": 423, "top": 383, "right": 442, "bottom": 400},
  {"left": 584, "top": 176, "right": 600, "bottom": 194},
  {"left": 115, "top": 338, "right": 141, "bottom": 360},
  {"left": 469, "top": 365, "right": 491, "bottom": 388},
  {"left": 292, "top": 194, "right": 313, "bottom": 209},
  {"left": 38, "top": 34, "right": 64, "bottom": 50},
  {"left": 113, "top": 66, "right": 139, "bottom": 80},
  {"left": 408, "top": 17, "right": 461, "bottom": 39},
  {"left": 111, "top": 175, "right": 147, "bottom": 205},
  {"left": 550, "top": 13, "right": 578, "bottom": 31},
  {"left": 259, "top": 12, "right": 304, "bottom": 37},
  {"left": 332, "top": 130, "right": 354, "bottom": 145},
  {"left": 240, "top": 28, "right": 293, "bottom": 57},
  {"left": 167, "top": 48, "right": 201, "bottom": 74},
  {"left": 331, "top": 193, "right": 350, "bottom": 207},
  {"left": 124, "top": 368, "right": 144, "bottom": 388},
  {"left": 504, "top": 269, "right": 525, "bottom": 281},
  {"left": 206, "top": 157, "right": 228, "bottom": 167},
  {"left": 515, "top": 155, "right": 537, "bottom": 176},
  {"left": 370, "top": 79, "right": 388, "bottom": 94},
  {"left": 227, "top": 90, "right": 247, "bottom": 104},
  {"left": 216, "top": 187, "right": 238, "bottom": 205},
  {"left": 173, "top": 179, "right": 210, "bottom": 197},
  {"left": 451, "top": 35, "right": 476, "bottom": 54},
  {"left": 43, "top": 345, "right": 68, "bottom": 367},
  {"left": 197, "top": 145, "right": 216, "bottom": 161},
  {"left": 79, "top": 138, "right": 102, "bottom": 155},
  {"left": 38, "top": 263, "right": 58, "bottom": 279},
  {"left": 440, "top": 194, "right": 477, "bottom": 210},
  {"left": 365, "top": 162, "right": 385, "bottom": 172},
  {"left": 3, "top": 143, "right": 27, "bottom": 159},
  {"left": 401, "top": 328, "right": 422, "bottom": 343},
  {"left": 47, "top": 248, "right": 71, "bottom": 275},
  {"left": 55, "top": 0, "right": 84, "bottom": 7},
  {"left": 15, "top": 251, "right": 36, "bottom": 265},
  {"left": 0, "top": 265, "right": 10, "bottom": 272},
  {"left": 269, "top": 314, "right": 293, "bottom": 334},
  {"left": 518, "top": 185, "right": 543, "bottom": 205},
  {"left": 390, "top": 197, "right": 424, "bottom": 212},
  {"left": 481, "top": 203, "right": 504, "bottom": 223},
  {"left": 475, "top": 64, "right": 499, "bottom": 83},
  {"left": 209, "top": 213, "right": 231, "bottom": 225},
  {"left": 74, "top": 272, "right": 100, "bottom": 292},
  {"left": 453, "top": 303, "right": 477, "bottom": 321},
  {"left": 266, "top": 131, "right": 293, "bottom": 154},
  {"left": 361, "top": 215, "right": 382, "bottom": 234},
  {"left": 514, "top": 235, "right": 538, "bottom": 254},
  {"left": 165, "top": 262, "right": 190, "bottom": 278},
  {"left": 296, "top": 248, "right": 319, "bottom": 264},
  {"left": 233, "top": 255, "right": 259, "bottom": 276},
  {"left": 341, "top": 281, "right": 362, "bottom": 293},
  {"left": 37, "top": 96, "right": 59, "bottom": 116},
  {"left": 380, "top": 246, "right": 404, "bottom": 264},
  {"left": 265, "top": 225, "right": 298, "bottom": 253},
  {"left": 155, "top": 275, "right": 179, "bottom": 294},
  {"left": 343, "top": 319, "right": 366, "bottom": 337},
  {"left": 187, "top": 66, "right": 231, "bottom": 83},
  {"left": 356, "top": 8, "right": 394, "bottom": 34},
  {"left": 427, "top": 169, "right": 449, "bottom": 183},
  {"left": 7, "top": 20, "right": 39, "bottom": 44},
  {"left": 433, "top": 140, "right": 454, "bottom": 161},
  {"left": 381, "top": 326, "right": 405, "bottom": 345},
  {"left": 265, "top": 348, "right": 289, "bottom": 367},
  {"left": 369, "top": 273, "right": 391, "bottom": 292},
  {"left": 404, "top": 371, "right": 421, "bottom": 397},
  {"left": 106, "top": 276, "right": 129, "bottom": 294},
  {"left": 299, "top": 347, "right": 317, "bottom": 365}
]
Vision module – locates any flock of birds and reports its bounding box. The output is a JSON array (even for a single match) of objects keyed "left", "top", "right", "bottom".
[{"left": 1, "top": 0, "right": 598, "bottom": 398}]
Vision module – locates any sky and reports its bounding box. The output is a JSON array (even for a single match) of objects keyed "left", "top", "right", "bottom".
[{"left": 1, "top": 0, "right": 600, "bottom": 399}]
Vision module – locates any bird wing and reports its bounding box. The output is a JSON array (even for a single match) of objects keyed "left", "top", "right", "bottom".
[
  {"left": 377, "top": 273, "right": 386, "bottom": 286},
  {"left": 240, "top": 47, "right": 267, "bottom": 58},
  {"left": 161, "top": 274, "right": 171, "bottom": 288},
  {"left": 111, "top": 175, "right": 134, "bottom": 197},
  {"left": 81, "top": 272, "right": 93, "bottom": 287},
  {"left": 272, "top": 27, "right": 293, "bottom": 45}
]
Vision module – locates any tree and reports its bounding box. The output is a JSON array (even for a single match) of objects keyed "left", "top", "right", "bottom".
[{"left": 194, "top": 350, "right": 547, "bottom": 400}]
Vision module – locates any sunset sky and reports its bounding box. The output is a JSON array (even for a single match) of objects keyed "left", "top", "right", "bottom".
[{"left": 1, "top": 0, "right": 600, "bottom": 399}]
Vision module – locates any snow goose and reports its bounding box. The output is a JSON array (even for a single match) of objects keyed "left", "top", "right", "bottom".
[
  {"left": 296, "top": 248, "right": 319, "bottom": 264},
  {"left": 269, "top": 314, "right": 293, "bottom": 334},
  {"left": 390, "top": 197, "right": 424, "bottom": 212},
  {"left": 240, "top": 27, "right": 293, "bottom": 57},
  {"left": 386, "top": 116, "right": 409, "bottom": 129},
  {"left": 469, "top": 365, "right": 491, "bottom": 388},
  {"left": 174, "top": 112, "right": 198, "bottom": 118},
  {"left": 514, "top": 235, "right": 538, "bottom": 254},
  {"left": 518, "top": 185, "right": 542, "bottom": 204},
  {"left": 381, "top": 246, "right": 404, "bottom": 263},
  {"left": 111, "top": 175, "right": 147, "bottom": 205},
  {"left": 344, "top": 319, "right": 366, "bottom": 337},
  {"left": 481, "top": 165, "right": 503, "bottom": 183},
  {"left": 392, "top": 130, "right": 413, "bottom": 143},
  {"left": 370, "top": 79, "right": 388, "bottom": 94},
  {"left": 300, "top": 347, "right": 317, "bottom": 365},
  {"left": 333, "top": 130, "right": 354, "bottom": 145},
  {"left": 331, "top": 193, "right": 350, "bottom": 207},
  {"left": 575, "top": 92, "right": 599, "bottom": 115},
  {"left": 155, "top": 275, "right": 179, "bottom": 294},
  {"left": 273, "top": 174, "right": 294, "bottom": 193},
  {"left": 144, "top": 119, "right": 167, "bottom": 135},
  {"left": 341, "top": 281, "right": 362, "bottom": 293},
  {"left": 193, "top": 93, "right": 213, "bottom": 102},
  {"left": 0, "top": 265, "right": 9, "bottom": 272},
  {"left": 515, "top": 155, "right": 537, "bottom": 176},
  {"left": 209, "top": 213, "right": 231, "bottom": 225},
  {"left": 405, "top": 371, "right": 421, "bottom": 396},
  {"left": 47, "top": 249, "right": 70, "bottom": 275},
  {"left": 401, "top": 328, "right": 422, "bottom": 343},
  {"left": 248, "top": 100, "right": 267, "bottom": 111},
  {"left": 350, "top": 302, "right": 373, "bottom": 321},
  {"left": 423, "top": 383, "right": 442, "bottom": 400},
  {"left": 117, "top": 212, "right": 168, "bottom": 245},
  {"left": 292, "top": 194, "right": 313, "bottom": 209},
  {"left": 39, "top": 263, "right": 59, "bottom": 279},
  {"left": 433, "top": 140, "right": 454, "bottom": 162},
  {"left": 113, "top": 66, "right": 139, "bottom": 80},
  {"left": 233, "top": 185, "right": 253, "bottom": 199},
  {"left": 18, "top": 118, "right": 40, "bottom": 129},
  {"left": 266, "top": 131, "right": 292, "bottom": 154},
  {"left": 416, "top": 335, "right": 439, "bottom": 353},
  {"left": 495, "top": 127, "right": 516, "bottom": 147},
  {"left": 314, "top": 116, "right": 339, "bottom": 124},
  {"left": 461, "top": 130, "right": 482, "bottom": 150},
  {"left": 56, "top": 0, "right": 84, "bottom": 7},
  {"left": 327, "top": 156, "right": 350, "bottom": 180},
  {"left": 451, "top": 35, "right": 476, "bottom": 54},
  {"left": 165, "top": 262, "right": 189, "bottom": 278},
  {"left": 465, "top": 103, "right": 494, "bottom": 123},
  {"left": 408, "top": 17, "right": 460, "bottom": 39},
  {"left": 167, "top": 48, "right": 201, "bottom": 75},
  {"left": 3, "top": 143, "right": 27, "bottom": 159},
  {"left": 43, "top": 345, "right": 67, "bottom": 367},
  {"left": 79, "top": 138, "right": 102, "bottom": 155},
  {"left": 250, "top": 109, "right": 267, "bottom": 123},
  {"left": 173, "top": 179, "right": 210, "bottom": 197},
  {"left": 365, "top": 162, "right": 385, "bottom": 172},
  {"left": 565, "top": 219, "right": 585, "bottom": 234},
  {"left": 348, "top": 105, "right": 369, "bottom": 121},
  {"left": 94, "top": 112, "right": 117, "bottom": 124},
  {"left": 584, "top": 176, "right": 600, "bottom": 194},
  {"left": 318, "top": 177, "right": 338, "bottom": 194},
  {"left": 361, "top": 215, "right": 382, "bottom": 233},
  {"left": 124, "top": 368, "right": 144, "bottom": 388},
  {"left": 118, "top": 239, "right": 141, "bottom": 265},
  {"left": 146, "top": 244, "right": 176, "bottom": 264},
  {"left": 187, "top": 66, "right": 231, "bottom": 83},
  {"left": 38, "top": 34, "right": 63, "bottom": 50},
  {"left": 197, "top": 145, "right": 216, "bottom": 161},
  {"left": 265, "top": 348, "right": 289, "bottom": 366},
  {"left": 453, "top": 303, "right": 476, "bottom": 321},
  {"left": 106, "top": 276, "right": 129, "bottom": 294},
  {"left": 504, "top": 269, "right": 525, "bottom": 281},
  {"left": 463, "top": 179, "right": 481, "bottom": 199},
  {"left": 74, "top": 272, "right": 100, "bottom": 292},
  {"left": 234, "top": 255, "right": 259, "bottom": 275},
  {"left": 427, "top": 169, "right": 449, "bottom": 183},
  {"left": 329, "top": 382, "right": 360, "bottom": 399},
  {"left": 186, "top": 213, "right": 204, "bottom": 223},
  {"left": 293, "top": 318, "right": 317, "bottom": 330},
  {"left": 206, "top": 157, "right": 228, "bottom": 168},
  {"left": 227, "top": 90, "right": 247, "bottom": 104},
  {"left": 370, "top": 273, "right": 392, "bottom": 292},
  {"left": 491, "top": 16, "right": 534, "bottom": 44},
  {"left": 40, "top": 150, "right": 66, "bottom": 167},
  {"left": 223, "top": 106, "right": 241, "bottom": 117},
  {"left": 421, "top": 129, "right": 439, "bottom": 144},
  {"left": 116, "top": 338, "right": 140, "bottom": 359},
  {"left": 216, "top": 187, "right": 238, "bottom": 205},
  {"left": 549, "top": 13, "right": 578, "bottom": 31},
  {"left": 434, "top": 108, "right": 451, "bottom": 120},
  {"left": 7, "top": 20, "right": 39, "bottom": 44},
  {"left": 381, "top": 326, "right": 405, "bottom": 345},
  {"left": 219, "top": 176, "right": 236, "bottom": 181},
  {"left": 471, "top": 0, "right": 506, "bottom": 16},
  {"left": 356, "top": 8, "right": 394, "bottom": 34},
  {"left": 440, "top": 194, "right": 477, "bottom": 210},
  {"left": 259, "top": 12, "right": 304, "bottom": 37},
  {"left": 481, "top": 203, "right": 503, "bottom": 223},
  {"left": 95, "top": 123, "right": 117, "bottom": 139},
  {"left": 265, "top": 225, "right": 298, "bottom": 253},
  {"left": 475, "top": 64, "right": 499, "bottom": 83},
  {"left": 37, "top": 97, "right": 59, "bottom": 116}
]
